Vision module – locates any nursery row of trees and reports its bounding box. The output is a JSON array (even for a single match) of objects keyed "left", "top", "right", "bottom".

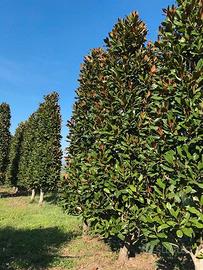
[
  {"left": 61, "top": 0, "right": 203, "bottom": 269},
  {"left": 0, "top": 103, "right": 11, "bottom": 184},
  {"left": 0, "top": 92, "right": 62, "bottom": 204}
]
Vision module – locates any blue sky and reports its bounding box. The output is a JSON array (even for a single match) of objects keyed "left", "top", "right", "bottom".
[{"left": 0, "top": 0, "right": 175, "bottom": 151}]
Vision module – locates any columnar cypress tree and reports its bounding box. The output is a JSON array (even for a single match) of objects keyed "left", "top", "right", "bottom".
[
  {"left": 0, "top": 103, "right": 11, "bottom": 183},
  {"left": 6, "top": 122, "right": 25, "bottom": 190},
  {"left": 140, "top": 1, "right": 203, "bottom": 269}
]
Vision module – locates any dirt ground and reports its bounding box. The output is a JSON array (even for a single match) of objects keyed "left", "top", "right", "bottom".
[{"left": 62, "top": 236, "right": 157, "bottom": 270}]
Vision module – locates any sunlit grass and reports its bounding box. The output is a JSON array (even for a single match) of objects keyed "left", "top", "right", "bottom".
[
  {"left": 0, "top": 188, "right": 81, "bottom": 270},
  {"left": 0, "top": 187, "right": 156, "bottom": 270}
]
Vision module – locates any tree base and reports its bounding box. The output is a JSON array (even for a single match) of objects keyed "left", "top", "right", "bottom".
[
  {"left": 30, "top": 189, "right": 35, "bottom": 203},
  {"left": 13, "top": 187, "right": 18, "bottom": 194},
  {"left": 38, "top": 189, "right": 44, "bottom": 206},
  {"left": 193, "top": 257, "right": 203, "bottom": 270},
  {"left": 82, "top": 221, "right": 89, "bottom": 238},
  {"left": 118, "top": 245, "right": 129, "bottom": 265}
]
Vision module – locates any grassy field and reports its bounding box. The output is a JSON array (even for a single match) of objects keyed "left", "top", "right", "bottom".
[{"left": 0, "top": 187, "right": 156, "bottom": 270}]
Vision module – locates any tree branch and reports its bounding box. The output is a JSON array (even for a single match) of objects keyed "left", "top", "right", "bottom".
[
  {"left": 195, "top": 240, "right": 203, "bottom": 256},
  {"left": 182, "top": 245, "right": 193, "bottom": 256}
]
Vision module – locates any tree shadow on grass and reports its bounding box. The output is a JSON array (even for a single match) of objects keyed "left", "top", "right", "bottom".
[
  {"left": 0, "top": 226, "right": 78, "bottom": 270},
  {"left": 0, "top": 186, "right": 28, "bottom": 198},
  {"left": 105, "top": 237, "right": 194, "bottom": 269},
  {"left": 156, "top": 253, "right": 194, "bottom": 270},
  {"left": 44, "top": 193, "right": 58, "bottom": 206}
]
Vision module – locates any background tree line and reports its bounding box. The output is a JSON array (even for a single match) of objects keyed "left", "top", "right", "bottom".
[{"left": 0, "top": 92, "right": 62, "bottom": 205}]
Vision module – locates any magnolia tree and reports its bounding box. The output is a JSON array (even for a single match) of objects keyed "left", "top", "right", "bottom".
[
  {"left": 18, "top": 92, "right": 62, "bottom": 203},
  {"left": 61, "top": 1, "right": 202, "bottom": 268},
  {"left": 0, "top": 103, "right": 11, "bottom": 183},
  {"left": 32, "top": 92, "right": 62, "bottom": 204},
  {"left": 140, "top": 1, "right": 203, "bottom": 269},
  {"left": 61, "top": 12, "right": 154, "bottom": 262},
  {"left": 88, "top": 13, "right": 153, "bottom": 262},
  {"left": 17, "top": 114, "right": 38, "bottom": 199},
  {"left": 6, "top": 122, "right": 25, "bottom": 191},
  {"left": 60, "top": 48, "right": 108, "bottom": 231}
]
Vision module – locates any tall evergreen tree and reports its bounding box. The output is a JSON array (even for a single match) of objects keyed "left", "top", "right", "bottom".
[
  {"left": 86, "top": 12, "right": 152, "bottom": 261},
  {"left": 60, "top": 48, "right": 108, "bottom": 227},
  {"left": 6, "top": 122, "right": 25, "bottom": 190},
  {"left": 61, "top": 1, "right": 202, "bottom": 267},
  {"left": 140, "top": 1, "right": 203, "bottom": 269},
  {"left": 0, "top": 103, "right": 11, "bottom": 183},
  {"left": 61, "top": 12, "right": 153, "bottom": 261},
  {"left": 31, "top": 92, "right": 62, "bottom": 204},
  {"left": 17, "top": 114, "right": 37, "bottom": 202},
  {"left": 18, "top": 93, "right": 62, "bottom": 203}
]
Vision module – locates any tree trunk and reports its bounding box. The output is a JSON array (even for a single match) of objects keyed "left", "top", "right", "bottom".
[
  {"left": 82, "top": 220, "right": 89, "bottom": 237},
  {"left": 39, "top": 189, "right": 44, "bottom": 205},
  {"left": 118, "top": 245, "right": 129, "bottom": 265},
  {"left": 30, "top": 189, "right": 35, "bottom": 202},
  {"left": 183, "top": 242, "right": 203, "bottom": 270},
  {"left": 191, "top": 254, "right": 203, "bottom": 270}
]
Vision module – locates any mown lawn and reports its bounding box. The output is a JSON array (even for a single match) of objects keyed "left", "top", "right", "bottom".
[
  {"left": 0, "top": 187, "right": 81, "bottom": 270},
  {"left": 0, "top": 187, "right": 156, "bottom": 270}
]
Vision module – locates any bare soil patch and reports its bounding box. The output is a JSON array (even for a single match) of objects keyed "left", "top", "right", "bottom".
[{"left": 62, "top": 236, "right": 157, "bottom": 270}]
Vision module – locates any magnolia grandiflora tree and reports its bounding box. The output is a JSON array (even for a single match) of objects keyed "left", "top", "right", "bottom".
[
  {"left": 30, "top": 92, "right": 62, "bottom": 205},
  {"left": 62, "top": 12, "right": 154, "bottom": 263},
  {"left": 60, "top": 48, "right": 108, "bottom": 231},
  {"left": 17, "top": 114, "right": 38, "bottom": 200},
  {"left": 0, "top": 103, "right": 11, "bottom": 184},
  {"left": 6, "top": 122, "right": 25, "bottom": 191},
  {"left": 62, "top": 1, "right": 202, "bottom": 268},
  {"left": 140, "top": 1, "right": 203, "bottom": 269},
  {"left": 87, "top": 12, "right": 153, "bottom": 262},
  {"left": 18, "top": 92, "right": 62, "bottom": 203}
]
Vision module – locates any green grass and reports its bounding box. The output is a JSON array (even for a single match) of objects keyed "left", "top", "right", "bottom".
[
  {"left": 0, "top": 189, "right": 81, "bottom": 270},
  {"left": 0, "top": 187, "right": 157, "bottom": 270}
]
